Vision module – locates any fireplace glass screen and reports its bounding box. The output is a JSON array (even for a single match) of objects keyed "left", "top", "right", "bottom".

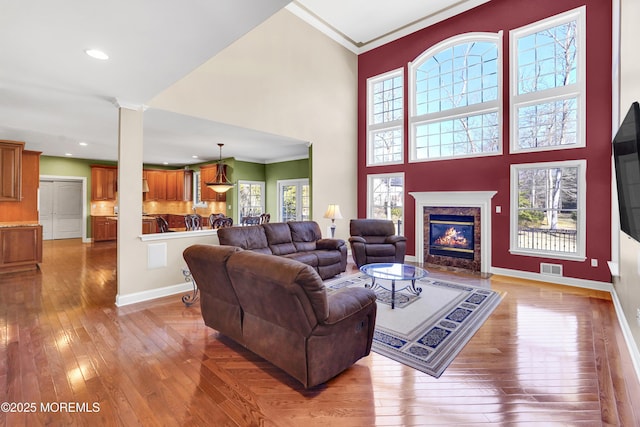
[{"left": 429, "top": 214, "right": 474, "bottom": 259}]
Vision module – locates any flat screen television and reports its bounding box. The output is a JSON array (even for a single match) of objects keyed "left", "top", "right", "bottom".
[{"left": 613, "top": 101, "right": 640, "bottom": 242}]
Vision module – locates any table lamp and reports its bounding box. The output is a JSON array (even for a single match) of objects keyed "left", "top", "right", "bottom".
[{"left": 323, "top": 204, "right": 343, "bottom": 238}]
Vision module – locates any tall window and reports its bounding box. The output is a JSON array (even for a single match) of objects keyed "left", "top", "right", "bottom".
[
  {"left": 510, "top": 160, "right": 586, "bottom": 260},
  {"left": 409, "top": 33, "right": 501, "bottom": 161},
  {"left": 367, "top": 173, "right": 404, "bottom": 233},
  {"left": 277, "top": 179, "right": 309, "bottom": 222},
  {"left": 367, "top": 69, "right": 404, "bottom": 166},
  {"left": 238, "top": 180, "right": 265, "bottom": 220},
  {"left": 510, "top": 7, "right": 585, "bottom": 153}
]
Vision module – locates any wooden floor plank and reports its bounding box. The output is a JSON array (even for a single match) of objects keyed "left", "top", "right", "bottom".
[{"left": 0, "top": 238, "right": 638, "bottom": 426}]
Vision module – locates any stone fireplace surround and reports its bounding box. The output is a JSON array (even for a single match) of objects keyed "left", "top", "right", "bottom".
[{"left": 409, "top": 191, "right": 497, "bottom": 274}]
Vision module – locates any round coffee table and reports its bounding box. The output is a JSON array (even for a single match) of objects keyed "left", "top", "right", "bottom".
[{"left": 359, "top": 263, "right": 428, "bottom": 309}]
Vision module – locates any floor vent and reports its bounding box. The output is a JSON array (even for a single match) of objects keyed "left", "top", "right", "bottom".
[{"left": 540, "top": 262, "right": 563, "bottom": 276}]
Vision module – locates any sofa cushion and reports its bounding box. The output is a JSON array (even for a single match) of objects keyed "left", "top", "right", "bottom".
[
  {"left": 314, "top": 249, "right": 343, "bottom": 267},
  {"left": 288, "top": 221, "right": 322, "bottom": 252},
  {"left": 365, "top": 243, "right": 397, "bottom": 257},
  {"left": 217, "top": 225, "right": 272, "bottom": 254},
  {"left": 263, "top": 223, "right": 297, "bottom": 255},
  {"left": 283, "top": 251, "right": 319, "bottom": 267}
]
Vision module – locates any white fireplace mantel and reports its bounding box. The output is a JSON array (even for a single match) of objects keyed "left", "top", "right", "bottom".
[{"left": 409, "top": 191, "right": 497, "bottom": 273}]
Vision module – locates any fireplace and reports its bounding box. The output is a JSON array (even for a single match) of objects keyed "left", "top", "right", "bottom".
[
  {"left": 429, "top": 214, "right": 474, "bottom": 260},
  {"left": 410, "top": 191, "right": 497, "bottom": 274}
]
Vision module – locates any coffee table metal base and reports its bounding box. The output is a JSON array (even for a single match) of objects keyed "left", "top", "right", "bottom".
[{"left": 360, "top": 263, "right": 427, "bottom": 309}]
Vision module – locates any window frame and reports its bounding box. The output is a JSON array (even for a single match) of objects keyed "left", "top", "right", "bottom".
[
  {"left": 366, "top": 68, "right": 404, "bottom": 166},
  {"left": 367, "top": 172, "right": 405, "bottom": 233},
  {"left": 276, "top": 178, "right": 310, "bottom": 222},
  {"left": 408, "top": 32, "right": 503, "bottom": 163},
  {"left": 237, "top": 180, "right": 265, "bottom": 223},
  {"left": 509, "top": 159, "right": 586, "bottom": 261},
  {"left": 509, "top": 6, "right": 586, "bottom": 154}
]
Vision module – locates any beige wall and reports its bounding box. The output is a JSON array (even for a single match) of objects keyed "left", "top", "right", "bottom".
[
  {"left": 116, "top": 9, "right": 357, "bottom": 299},
  {"left": 614, "top": 0, "right": 640, "bottom": 370},
  {"left": 149, "top": 9, "right": 358, "bottom": 239}
]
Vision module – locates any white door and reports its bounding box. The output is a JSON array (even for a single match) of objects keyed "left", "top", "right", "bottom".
[
  {"left": 39, "top": 180, "right": 83, "bottom": 240},
  {"left": 277, "top": 179, "right": 309, "bottom": 222}
]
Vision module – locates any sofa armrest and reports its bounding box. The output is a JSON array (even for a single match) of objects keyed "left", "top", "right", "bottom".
[
  {"left": 324, "top": 287, "right": 377, "bottom": 325},
  {"left": 385, "top": 234, "right": 407, "bottom": 244},
  {"left": 316, "top": 238, "right": 346, "bottom": 251},
  {"left": 348, "top": 236, "right": 366, "bottom": 244}
]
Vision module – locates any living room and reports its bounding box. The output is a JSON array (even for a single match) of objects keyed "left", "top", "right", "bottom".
[{"left": 1, "top": 0, "right": 640, "bottom": 424}]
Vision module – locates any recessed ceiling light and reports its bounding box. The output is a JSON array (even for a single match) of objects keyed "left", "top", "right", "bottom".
[
  {"left": 85, "top": 49, "right": 109, "bottom": 60},
  {"left": 79, "top": 141, "right": 88, "bottom": 146},
  {"left": 192, "top": 155, "right": 199, "bottom": 159},
  {"left": 163, "top": 162, "right": 169, "bottom": 165},
  {"left": 65, "top": 153, "right": 73, "bottom": 156}
]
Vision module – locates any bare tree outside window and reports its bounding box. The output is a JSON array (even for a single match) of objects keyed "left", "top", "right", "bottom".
[{"left": 411, "top": 36, "right": 501, "bottom": 161}]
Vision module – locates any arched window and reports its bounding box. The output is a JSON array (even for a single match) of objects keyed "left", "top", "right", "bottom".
[{"left": 409, "top": 33, "right": 502, "bottom": 161}]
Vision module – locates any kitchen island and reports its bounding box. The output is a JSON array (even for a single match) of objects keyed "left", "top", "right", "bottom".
[{"left": 0, "top": 222, "right": 43, "bottom": 273}]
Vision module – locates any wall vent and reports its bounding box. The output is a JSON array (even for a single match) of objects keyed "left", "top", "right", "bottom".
[{"left": 540, "top": 262, "right": 563, "bottom": 276}]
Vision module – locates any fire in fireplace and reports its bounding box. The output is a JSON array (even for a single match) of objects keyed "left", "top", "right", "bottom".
[{"left": 429, "top": 214, "right": 475, "bottom": 260}]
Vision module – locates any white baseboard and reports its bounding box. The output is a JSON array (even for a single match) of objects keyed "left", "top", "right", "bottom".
[
  {"left": 115, "top": 282, "right": 192, "bottom": 307},
  {"left": 610, "top": 288, "right": 640, "bottom": 384},
  {"left": 490, "top": 266, "right": 613, "bottom": 292}
]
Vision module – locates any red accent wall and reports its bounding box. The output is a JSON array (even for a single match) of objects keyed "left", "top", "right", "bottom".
[{"left": 357, "top": 0, "right": 613, "bottom": 282}]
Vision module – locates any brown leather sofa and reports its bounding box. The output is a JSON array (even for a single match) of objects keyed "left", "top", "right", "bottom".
[
  {"left": 217, "top": 221, "right": 347, "bottom": 279},
  {"left": 183, "top": 244, "right": 378, "bottom": 388},
  {"left": 348, "top": 219, "right": 407, "bottom": 268}
]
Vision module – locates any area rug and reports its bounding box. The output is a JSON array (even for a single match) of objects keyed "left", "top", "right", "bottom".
[{"left": 325, "top": 274, "right": 503, "bottom": 378}]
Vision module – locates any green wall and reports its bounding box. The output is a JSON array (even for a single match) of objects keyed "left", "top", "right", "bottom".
[
  {"left": 40, "top": 155, "right": 310, "bottom": 235},
  {"left": 265, "top": 158, "right": 310, "bottom": 218}
]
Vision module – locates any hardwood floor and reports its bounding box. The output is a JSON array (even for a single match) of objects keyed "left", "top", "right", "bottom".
[{"left": 1, "top": 239, "right": 639, "bottom": 426}]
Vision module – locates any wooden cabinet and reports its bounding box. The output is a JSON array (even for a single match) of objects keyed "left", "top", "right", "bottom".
[
  {"left": 144, "top": 169, "right": 192, "bottom": 202},
  {"left": 167, "top": 214, "right": 185, "bottom": 229},
  {"left": 0, "top": 225, "right": 42, "bottom": 273},
  {"left": 142, "top": 218, "right": 156, "bottom": 234},
  {"left": 0, "top": 140, "right": 24, "bottom": 201},
  {"left": 91, "top": 166, "right": 117, "bottom": 201},
  {"left": 92, "top": 216, "right": 117, "bottom": 242},
  {"left": 200, "top": 164, "right": 227, "bottom": 202}
]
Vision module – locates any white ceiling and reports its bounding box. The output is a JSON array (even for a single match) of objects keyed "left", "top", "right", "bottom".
[{"left": 0, "top": 0, "right": 487, "bottom": 165}]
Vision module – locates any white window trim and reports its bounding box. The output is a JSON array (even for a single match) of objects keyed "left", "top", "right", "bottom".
[
  {"left": 509, "top": 159, "right": 586, "bottom": 261},
  {"left": 366, "top": 172, "right": 405, "bottom": 223},
  {"left": 237, "top": 180, "right": 265, "bottom": 224},
  {"left": 192, "top": 171, "right": 207, "bottom": 208},
  {"left": 509, "top": 6, "right": 586, "bottom": 154},
  {"left": 276, "top": 178, "right": 309, "bottom": 222},
  {"left": 366, "top": 68, "right": 404, "bottom": 166},
  {"left": 408, "top": 32, "right": 503, "bottom": 163}
]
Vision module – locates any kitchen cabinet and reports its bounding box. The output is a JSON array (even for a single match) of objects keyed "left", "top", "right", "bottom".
[
  {"left": 144, "top": 169, "right": 192, "bottom": 202},
  {"left": 165, "top": 170, "right": 193, "bottom": 201},
  {"left": 199, "top": 164, "right": 227, "bottom": 202},
  {"left": 0, "top": 140, "right": 24, "bottom": 201},
  {"left": 92, "top": 216, "right": 117, "bottom": 242},
  {"left": 91, "top": 166, "right": 117, "bottom": 201},
  {"left": 142, "top": 218, "right": 156, "bottom": 234},
  {"left": 0, "top": 224, "right": 42, "bottom": 273},
  {"left": 144, "top": 170, "right": 167, "bottom": 201},
  {"left": 167, "top": 214, "right": 186, "bottom": 229}
]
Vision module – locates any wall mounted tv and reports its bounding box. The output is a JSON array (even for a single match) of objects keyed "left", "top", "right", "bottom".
[{"left": 613, "top": 101, "right": 640, "bottom": 242}]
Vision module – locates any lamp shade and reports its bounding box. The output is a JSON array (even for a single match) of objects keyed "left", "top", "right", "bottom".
[
  {"left": 323, "top": 204, "right": 343, "bottom": 220},
  {"left": 205, "top": 143, "right": 234, "bottom": 193},
  {"left": 142, "top": 178, "right": 150, "bottom": 193}
]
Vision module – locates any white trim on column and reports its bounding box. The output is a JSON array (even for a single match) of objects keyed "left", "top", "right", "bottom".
[{"left": 409, "top": 191, "right": 497, "bottom": 273}]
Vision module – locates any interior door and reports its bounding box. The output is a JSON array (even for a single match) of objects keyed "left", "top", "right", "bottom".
[{"left": 39, "top": 180, "right": 83, "bottom": 240}]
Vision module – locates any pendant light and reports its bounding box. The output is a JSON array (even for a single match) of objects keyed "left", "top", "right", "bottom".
[{"left": 206, "top": 143, "right": 234, "bottom": 193}]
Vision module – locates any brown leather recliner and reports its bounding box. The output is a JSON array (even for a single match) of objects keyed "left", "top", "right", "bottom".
[
  {"left": 183, "top": 244, "right": 377, "bottom": 388},
  {"left": 348, "top": 219, "right": 407, "bottom": 268}
]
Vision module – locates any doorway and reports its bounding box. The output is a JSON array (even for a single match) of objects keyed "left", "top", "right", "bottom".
[
  {"left": 39, "top": 177, "right": 86, "bottom": 240},
  {"left": 277, "top": 179, "right": 309, "bottom": 222}
]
